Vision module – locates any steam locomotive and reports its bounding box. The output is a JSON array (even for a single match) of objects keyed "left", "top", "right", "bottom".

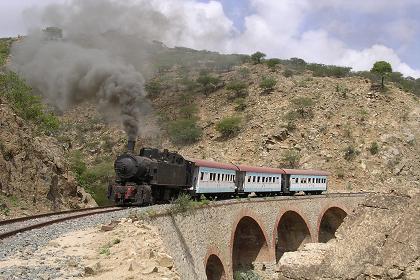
[{"left": 108, "top": 141, "right": 329, "bottom": 205}]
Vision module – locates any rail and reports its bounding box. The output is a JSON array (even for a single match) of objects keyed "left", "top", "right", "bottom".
[{"left": 0, "top": 206, "right": 125, "bottom": 240}]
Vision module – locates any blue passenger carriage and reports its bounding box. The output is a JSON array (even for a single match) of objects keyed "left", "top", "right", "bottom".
[
  {"left": 190, "top": 159, "right": 238, "bottom": 197},
  {"left": 283, "top": 169, "right": 329, "bottom": 195},
  {"left": 237, "top": 165, "right": 285, "bottom": 195}
]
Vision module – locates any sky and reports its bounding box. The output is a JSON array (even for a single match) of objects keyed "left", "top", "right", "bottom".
[{"left": 1, "top": 0, "right": 420, "bottom": 78}]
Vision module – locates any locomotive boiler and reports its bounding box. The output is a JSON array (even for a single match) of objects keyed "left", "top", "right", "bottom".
[{"left": 109, "top": 140, "right": 194, "bottom": 205}]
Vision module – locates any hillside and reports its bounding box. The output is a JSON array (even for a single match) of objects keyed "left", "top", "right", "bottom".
[
  {"left": 58, "top": 60, "right": 419, "bottom": 200},
  {"left": 0, "top": 38, "right": 96, "bottom": 218},
  {"left": 1, "top": 36, "right": 419, "bottom": 212}
]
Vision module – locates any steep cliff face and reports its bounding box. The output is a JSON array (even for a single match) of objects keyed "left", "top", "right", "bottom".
[{"left": 0, "top": 99, "right": 96, "bottom": 219}]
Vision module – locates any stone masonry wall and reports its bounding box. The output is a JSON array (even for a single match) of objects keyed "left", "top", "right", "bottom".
[{"left": 153, "top": 194, "right": 366, "bottom": 279}]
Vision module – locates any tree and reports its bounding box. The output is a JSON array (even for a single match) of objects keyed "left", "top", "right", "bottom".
[
  {"left": 250, "top": 51, "right": 266, "bottom": 64},
  {"left": 370, "top": 61, "right": 392, "bottom": 87}
]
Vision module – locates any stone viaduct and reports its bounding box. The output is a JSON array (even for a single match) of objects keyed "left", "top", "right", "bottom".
[{"left": 153, "top": 193, "right": 367, "bottom": 280}]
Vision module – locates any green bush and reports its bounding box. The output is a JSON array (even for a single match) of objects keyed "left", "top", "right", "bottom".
[
  {"left": 170, "top": 193, "right": 194, "bottom": 214},
  {"left": 196, "top": 74, "right": 221, "bottom": 95},
  {"left": 179, "top": 104, "right": 198, "bottom": 119},
  {"left": 265, "top": 58, "right": 281, "bottom": 70},
  {"left": 344, "top": 146, "right": 360, "bottom": 161},
  {"left": 168, "top": 119, "right": 202, "bottom": 144},
  {"left": 369, "top": 142, "right": 379, "bottom": 155},
  {"left": 234, "top": 98, "right": 247, "bottom": 111},
  {"left": 335, "top": 84, "right": 349, "bottom": 98},
  {"left": 216, "top": 116, "right": 242, "bottom": 137},
  {"left": 69, "top": 152, "right": 114, "bottom": 205},
  {"left": 0, "top": 38, "right": 12, "bottom": 66},
  {"left": 237, "top": 67, "right": 250, "bottom": 80},
  {"left": 306, "top": 63, "right": 351, "bottom": 78},
  {"left": 226, "top": 80, "right": 248, "bottom": 98},
  {"left": 180, "top": 77, "right": 199, "bottom": 92},
  {"left": 259, "top": 76, "right": 277, "bottom": 94},
  {"left": 0, "top": 72, "right": 60, "bottom": 134},
  {"left": 282, "top": 150, "right": 300, "bottom": 168},
  {"left": 283, "top": 69, "right": 294, "bottom": 77},
  {"left": 291, "top": 97, "right": 315, "bottom": 118},
  {"left": 234, "top": 270, "right": 262, "bottom": 280},
  {"left": 144, "top": 80, "right": 162, "bottom": 97}
]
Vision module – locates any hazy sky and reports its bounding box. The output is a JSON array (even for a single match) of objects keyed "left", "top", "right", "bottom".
[{"left": 1, "top": 0, "right": 419, "bottom": 77}]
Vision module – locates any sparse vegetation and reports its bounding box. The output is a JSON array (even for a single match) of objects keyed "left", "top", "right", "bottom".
[
  {"left": 0, "top": 72, "right": 60, "bottom": 134},
  {"left": 226, "top": 80, "right": 248, "bottom": 98},
  {"left": 168, "top": 119, "right": 202, "bottom": 144},
  {"left": 344, "top": 145, "right": 360, "bottom": 161},
  {"left": 234, "top": 269, "right": 262, "bottom": 280},
  {"left": 196, "top": 73, "right": 221, "bottom": 95},
  {"left": 335, "top": 83, "right": 349, "bottom": 98},
  {"left": 291, "top": 97, "right": 315, "bottom": 118},
  {"left": 69, "top": 151, "right": 114, "bottom": 205},
  {"left": 0, "top": 38, "right": 11, "bottom": 66},
  {"left": 179, "top": 104, "right": 198, "bottom": 120},
  {"left": 282, "top": 150, "right": 301, "bottom": 168},
  {"left": 369, "top": 142, "right": 379, "bottom": 155},
  {"left": 216, "top": 116, "right": 242, "bottom": 137},
  {"left": 237, "top": 67, "right": 251, "bottom": 80},
  {"left": 265, "top": 58, "right": 281, "bottom": 70},
  {"left": 259, "top": 76, "right": 277, "bottom": 94},
  {"left": 306, "top": 63, "right": 351, "bottom": 78},
  {"left": 234, "top": 98, "right": 247, "bottom": 111},
  {"left": 250, "top": 51, "right": 266, "bottom": 64},
  {"left": 144, "top": 79, "right": 163, "bottom": 98},
  {"left": 283, "top": 69, "right": 294, "bottom": 77}
]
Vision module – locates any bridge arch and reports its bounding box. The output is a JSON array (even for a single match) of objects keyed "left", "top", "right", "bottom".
[
  {"left": 318, "top": 206, "right": 348, "bottom": 243},
  {"left": 231, "top": 210, "right": 271, "bottom": 273},
  {"left": 274, "top": 210, "right": 312, "bottom": 262},
  {"left": 205, "top": 250, "right": 227, "bottom": 280}
]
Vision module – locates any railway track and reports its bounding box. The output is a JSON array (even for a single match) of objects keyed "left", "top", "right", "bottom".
[
  {"left": 0, "top": 206, "right": 125, "bottom": 240},
  {"left": 0, "top": 192, "right": 370, "bottom": 240}
]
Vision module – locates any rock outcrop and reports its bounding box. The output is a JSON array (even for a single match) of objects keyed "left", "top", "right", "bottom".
[
  {"left": 0, "top": 99, "right": 96, "bottom": 218},
  {"left": 276, "top": 189, "right": 419, "bottom": 280}
]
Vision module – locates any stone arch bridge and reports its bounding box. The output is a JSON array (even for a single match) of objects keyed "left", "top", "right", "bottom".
[{"left": 154, "top": 193, "right": 367, "bottom": 280}]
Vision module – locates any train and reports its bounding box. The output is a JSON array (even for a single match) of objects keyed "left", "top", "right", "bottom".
[{"left": 108, "top": 141, "right": 329, "bottom": 205}]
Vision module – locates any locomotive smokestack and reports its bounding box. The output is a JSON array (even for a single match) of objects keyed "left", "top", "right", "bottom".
[{"left": 127, "top": 139, "right": 135, "bottom": 153}]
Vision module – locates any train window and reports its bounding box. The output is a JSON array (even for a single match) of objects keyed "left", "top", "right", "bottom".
[
  {"left": 247, "top": 176, "right": 251, "bottom": 182},
  {"left": 200, "top": 172, "right": 204, "bottom": 180},
  {"left": 222, "top": 174, "right": 225, "bottom": 181},
  {"left": 262, "top": 177, "right": 265, "bottom": 183},
  {"left": 257, "top": 176, "right": 260, "bottom": 183},
  {"left": 217, "top": 174, "right": 220, "bottom": 181},
  {"left": 308, "top": 178, "right": 311, "bottom": 183}
]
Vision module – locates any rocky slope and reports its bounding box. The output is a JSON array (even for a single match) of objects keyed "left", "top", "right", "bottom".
[
  {"left": 0, "top": 218, "right": 179, "bottom": 280},
  {"left": 60, "top": 62, "right": 419, "bottom": 195},
  {"left": 276, "top": 188, "right": 419, "bottom": 280},
  {"left": 0, "top": 98, "right": 96, "bottom": 219}
]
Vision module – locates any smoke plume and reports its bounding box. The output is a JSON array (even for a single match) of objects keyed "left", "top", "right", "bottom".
[{"left": 10, "top": 0, "right": 209, "bottom": 139}]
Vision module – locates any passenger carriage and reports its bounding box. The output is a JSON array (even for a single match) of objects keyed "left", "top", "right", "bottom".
[{"left": 190, "top": 159, "right": 238, "bottom": 197}]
